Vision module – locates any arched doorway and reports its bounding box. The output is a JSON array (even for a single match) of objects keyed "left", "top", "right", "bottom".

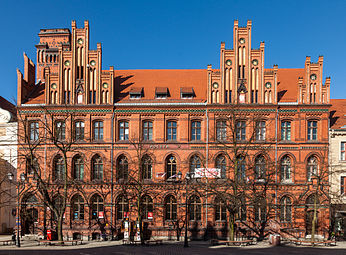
[
  {"left": 305, "top": 194, "right": 319, "bottom": 235},
  {"left": 21, "top": 194, "right": 39, "bottom": 235}
]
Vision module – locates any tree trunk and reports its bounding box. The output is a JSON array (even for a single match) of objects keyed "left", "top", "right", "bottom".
[
  {"left": 311, "top": 194, "right": 318, "bottom": 245},
  {"left": 229, "top": 214, "right": 235, "bottom": 241}
]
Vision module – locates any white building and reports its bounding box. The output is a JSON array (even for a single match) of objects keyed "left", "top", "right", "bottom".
[
  {"left": 0, "top": 96, "right": 17, "bottom": 234},
  {"left": 329, "top": 99, "right": 346, "bottom": 239}
]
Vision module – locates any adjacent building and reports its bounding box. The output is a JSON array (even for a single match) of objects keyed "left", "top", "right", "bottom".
[
  {"left": 329, "top": 99, "right": 346, "bottom": 239},
  {"left": 0, "top": 96, "right": 17, "bottom": 233},
  {"left": 16, "top": 20, "right": 331, "bottom": 240}
]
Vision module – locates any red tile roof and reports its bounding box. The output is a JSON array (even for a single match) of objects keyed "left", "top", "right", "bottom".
[
  {"left": 330, "top": 99, "right": 346, "bottom": 129},
  {"left": 114, "top": 69, "right": 207, "bottom": 102},
  {"left": 277, "top": 69, "right": 304, "bottom": 103}
]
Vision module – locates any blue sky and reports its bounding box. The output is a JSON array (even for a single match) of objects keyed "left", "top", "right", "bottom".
[{"left": 1, "top": 0, "right": 345, "bottom": 102}]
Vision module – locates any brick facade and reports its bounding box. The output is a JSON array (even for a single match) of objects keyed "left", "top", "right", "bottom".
[{"left": 16, "top": 20, "right": 331, "bottom": 240}]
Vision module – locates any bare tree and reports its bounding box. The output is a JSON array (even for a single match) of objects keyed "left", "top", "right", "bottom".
[{"left": 17, "top": 106, "right": 87, "bottom": 241}]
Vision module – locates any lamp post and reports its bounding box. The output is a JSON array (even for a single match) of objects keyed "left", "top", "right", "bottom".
[
  {"left": 8, "top": 172, "right": 26, "bottom": 248},
  {"left": 177, "top": 171, "right": 193, "bottom": 248}
]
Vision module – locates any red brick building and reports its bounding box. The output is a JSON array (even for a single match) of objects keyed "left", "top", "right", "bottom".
[{"left": 16, "top": 20, "right": 331, "bottom": 240}]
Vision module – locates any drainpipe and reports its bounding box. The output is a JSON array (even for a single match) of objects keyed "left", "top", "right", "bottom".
[
  {"left": 110, "top": 107, "right": 115, "bottom": 237},
  {"left": 275, "top": 106, "right": 279, "bottom": 220},
  {"left": 205, "top": 106, "right": 209, "bottom": 228}
]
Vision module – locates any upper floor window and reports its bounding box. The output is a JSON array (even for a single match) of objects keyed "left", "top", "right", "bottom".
[
  {"left": 280, "top": 155, "right": 292, "bottom": 182},
  {"left": 236, "top": 121, "right": 246, "bottom": 141},
  {"left": 55, "top": 121, "right": 65, "bottom": 140},
  {"left": 74, "top": 121, "right": 84, "bottom": 140},
  {"left": 166, "top": 155, "right": 177, "bottom": 179},
  {"left": 29, "top": 121, "right": 39, "bottom": 141},
  {"left": 93, "top": 121, "right": 103, "bottom": 140},
  {"left": 341, "top": 142, "right": 346, "bottom": 161},
  {"left": 236, "top": 155, "right": 246, "bottom": 181},
  {"left": 73, "top": 155, "right": 84, "bottom": 181},
  {"left": 280, "top": 196, "right": 292, "bottom": 222},
  {"left": 191, "top": 121, "right": 201, "bottom": 141},
  {"left": 341, "top": 176, "right": 346, "bottom": 196},
  {"left": 255, "top": 155, "right": 266, "bottom": 180},
  {"left": 307, "top": 120, "right": 317, "bottom": 141},
  {"left": 92, "top": 155, "right": 103, "bottom": 181},
  {"left": 307, "top": 156, "right": 318, "bottom": 181},
  {"left": 255, "top": 121, "right": 266, "bottom": 141},
  {"left": 190, "top": 155, "right": 201, "bottom": 174},
  {"left": 53, "top": 155, "right": 65, "bottom": 181},
  {"left": 215, "top": 155, "right": 226, "bottom": 179},
  {"left": 254, "top": 198, "right": 266, "bottom": 222},
  {"left": 142, "top": 121, "right": 153, "bottom": 141},
  {"left": 216, "top": 120, "right": 227, "bottom": 141},
  {"left": 281, "top": 121, "right": 291, "bottom": 141},
  {"left": 141, "top": 155, "right": 152, "bottom": 180},
  {"left": 119, "top": 121, "right": 129, "bottom": 141},
  {"left": 117, "top": 155, "right": 128, "bottom": 181},
  {"left": 167, "top": 121, "right": 177, "bottom": 141}
]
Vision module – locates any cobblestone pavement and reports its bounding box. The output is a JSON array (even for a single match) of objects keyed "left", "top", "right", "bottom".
[{"left": 0, "top": 236, "right": 345, "bottom": 255}]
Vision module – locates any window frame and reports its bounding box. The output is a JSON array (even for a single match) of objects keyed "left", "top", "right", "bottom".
[
  {"left": 71, "top": 195, "right": 85, "bottom": 221},
  {"left": 142, "top": 120, "right": 153, "bottom": 141},
  {"left": 93, "top": 120, "right": 104, "bottom": 141},
  {"left": 74, "top": 120, "right": 85, "bottom": 141},
  {"left": 116, "top": 195, "right": 129, "bottom": 220},
  {"left": 166, "top": 120, "right": 177, "bottom": 141},
  {"left": 90, "top": 194, "right": 104, "bottom": 220},
  {"left": 72, "top": 155, "right": 84, "bottom": 181},
  {"left": 307, "top": 156, "right": 318, "bottom": 182},
  {"left": 281, "top": 121, "right": 291, "bottom": 141},
  {"left": 307, "top": 120, "right": 318, "bottom": 141},
  {"left": 255, "top": 121, "right": 266, "bottom": 141},
  {"left": 91, "top": 155, "right": 103, "bottom": 181},
  {"left": 166, "top": 155, "right": 177, "bottom": 180},
  {"left": 236, "top": 120, "right": 246, "bottom": 141},
  {"left": 191, "top": 120, "right": 201, "bottom": 141},
  {"left": 55, "top": 120, "right": 66, "bottom": 141},
  {"left": 141, "top": 195, "right": 153, "bottom": 220},
  {"left": 117, "top": 155, "right": 128, "bottom": 181},
  {"left": 29, "top": 121, "right": 39, "bottom": 141},
  {"left": 188, "top": 195, "right": 201, "bottom": 221},
  {"left": 214, "top": 196, "right": 227, "bottom": 221},
  {"left": 164, "top": 195, "right": 177, "bottom": 221},
  {"left": 280, "top": 196, "right": 292, "bottom": 223},
  {"left": 341, "top": 176, "right": 346, "bottom": 196},
  {"left": 280, "top": 155, "right": 292, "bottom": 182},
  {"left": 119, "top": 120, "right": 129, "bottom": 141},
  {"left": 141, "top": 155, "right": 152, "bottom": 180},
  {"left": 216, "top": 120, "right": 227, "bottom": 141},
  {"left": 341, "top": 142, "right": 346, "bottom": 161}
]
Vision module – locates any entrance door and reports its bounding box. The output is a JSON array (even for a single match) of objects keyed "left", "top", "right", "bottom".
[
  {"left": 306, "top": 210, "right": 318, "bottom": 235},
  {"left": 22, "top": 208, "right": 38, "bottom": 234}
]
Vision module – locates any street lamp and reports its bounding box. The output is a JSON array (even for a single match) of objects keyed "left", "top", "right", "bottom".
[
  {"left": 7, "top": 172, "right": 26, "bottom": 247},
  {"left": 179, "top": 171, "right": 193, "bottom": 248}
]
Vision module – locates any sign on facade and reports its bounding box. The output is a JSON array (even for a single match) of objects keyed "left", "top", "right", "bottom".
[{"left": 194, "top": 168, "right": 221, "bottom": 178}]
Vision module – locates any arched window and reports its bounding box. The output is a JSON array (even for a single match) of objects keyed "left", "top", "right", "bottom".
[
  {"left": 92, "top": 155, "right": 103, "bottom": 181},
  {"left": 141, "top": 155, "right": 152, "bottom": 180},
  {"left": 189, "top": 155, "right": 201, "bottom": 174},
  {"left": 26, "top": 156, "right": 38, "bottom": 176},
  {"left": 254, "top": 198, "right": 266, "bottom": 222},
  {"left": 281, "top": 156, "right": 292, "bottom": 182},
  {"left": 306, "top": 194, "right": 319, "bottom": 207},
  {"left": 117, "top": 155, "right": 128, "bottom": 180},
  {"left": 141, "top": 195, "right": 153, "bottom": 220},
  {"left": 236, "top": 155, "right": 246, "bottom": 181},
  {"left": 116, "top": 195, "right": 129, "bottom": 220},
  {"left": 71, "top": 194, "right": 84, "bottom": 220},
  {"left": 90, "top": 194, "right": 104, "bottom": 220},
  {"left": 165, "top": 155, "right": 177, "bottom": 179},
  {"left": 280, "top": 196, "right": 292, "bottom": 222},
  {"left": 255, "top": 155, "right": 266, "bottom": 180},
  {"left": 215, "top": 155, "right": 226, "bottom": 178},
  {"left": 73, "top": 155, "right": 84, "bottom": 180},
  {"left": 188, "top": 195, "right": 201, "bottom": 221},
  {"left": 215, "top": 196, "right": 226, "bottom": 221},
  {"left": 53, "top": 155, "right": 65, "bottom": 181},
  {"left": 164, "top": 195, "right": 177, "bottom": 221},
  {"left": 307, "top": 156, "right": 318, "bottom": 181}
]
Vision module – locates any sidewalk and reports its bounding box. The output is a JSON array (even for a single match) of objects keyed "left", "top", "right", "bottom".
[{"left": 0, "top": 235, "right": 345, "bottom": 251}]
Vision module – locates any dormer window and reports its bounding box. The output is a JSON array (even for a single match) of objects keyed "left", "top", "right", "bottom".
[
  {"left": 181, "top": 87, "right": 194, "bottom": 99},
  {"left": 129, "top": 87, "right": 143, "bottom": 99},
  {"left": 155, "top": 87, "right": 169, "bottom": 99}
]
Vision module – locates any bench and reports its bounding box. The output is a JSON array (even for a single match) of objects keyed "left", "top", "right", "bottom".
[
  {"left": 210, "top": 239, "right": 253, "bottom": 246},
  {"left": 291, "top": 239, "right": 336, "bottom": 246},
  {"left": 145, "top": 240, "right": 163, "bottom": 245},
  {"left": 1, "top": 240, "right": 15, "bottom": 246},
  {"left": 37, "top": 240, "right": 83, "bottom": 246}
]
